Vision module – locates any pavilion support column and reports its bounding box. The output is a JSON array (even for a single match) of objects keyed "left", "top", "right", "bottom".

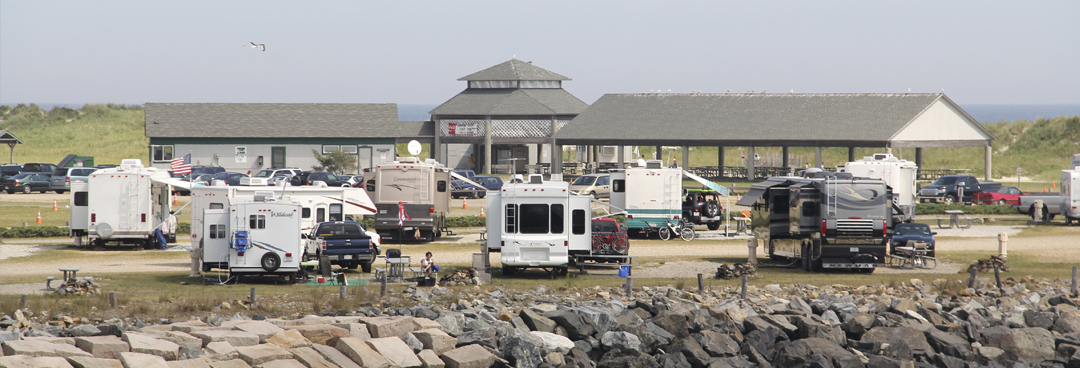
[
  {"left": 747, "top": 145, "right": 756, "bottom": 180},
  {"left": 985, "top": 144, "right": 993, "bottom": 181},
  {"left": 655, "top": 146, "right": 662, "bottom": 161},
  {"left": 682, "top": 146, "right": 689, "bottom": 169},
  {"left": 915, "top": 148, "right": 923, "bottom": 170},
  {"left": 484, "top": 116, "right": 492, "bottom": 175},
  {"left": 432, "top": 119, "right": 441, "bottom": 163},
  {"left": 781, "top": 146, "right": 789, "bottom": 169},
  {"left": 617, "top": 145, "right": 625, "bottom": 169},
  {"left": 815, "top": 147, "right": 822, "bottom": 168},
  {"left": 848, "top": 147, "right": 856, "bottom": 163},
  {"left": 551, "top": 139, "right": 562, "bottom": 174},
  {"left": 717, "top": 146, "right": 725, "bottom": 172}
]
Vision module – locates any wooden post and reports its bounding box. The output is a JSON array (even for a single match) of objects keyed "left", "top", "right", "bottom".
[
  {"left": 998, "top": 233, "right": 1008, "bottom": 258},
  {"left": 381, "top": 274, "right": 388, "bottom": 297},
  {"left": 340, "top": 285, "right": 347, "bottom": 300},
  {"left": 249, "top": 288, "right": 257, "bottom": 309},
  {"left": 747, "top": 238, "right": 758, "bottom": 265},
  {"left": 740, "top": 275, "right": 748, "bottom": 300},
  {"left": 624, "top": 277, "right": 633, "bottom": 298},
  {"left": 697, "top": 274, "right": 705, "bottom": 296},
  {"left": 968, "top": 267, "right": 978, "bottom": 289},
  {"left": 109, "top": 292, "right": 116, "bottom": 308},
  {"left": 994, "top": 268, "right": 1002, "bottom": 290},
  {"left": 20, "top": 295, "right": 28, "bottom": 309},
  {"left": 1072, "top": 267, "right": 1078, "bottom": 297}
]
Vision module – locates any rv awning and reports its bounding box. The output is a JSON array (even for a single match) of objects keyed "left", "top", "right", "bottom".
[
  {"left": 735, "top": 180, "right": 789, "bottom": 207},
  {"left": 152, "top": 177, "right": 195, "bottom": 190}
]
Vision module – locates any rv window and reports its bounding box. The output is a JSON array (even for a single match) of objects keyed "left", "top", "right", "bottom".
[
  {"left": 317, "top": 208, "right": 326, "bottom": 223},
  {"left": 210, "top": 224, "right": 227, "bottom": 239},
  {"left": 73, "top": 192, "right": 88, "bottom": 206},
  {"left": 437, "top": 180, "right": 447, "bottom": 192},
  {"left": 302, "top": 208, "right": 311, "bottom": 218},
  {"left": 329, "top": 204, "right": 343, "bottom": 221},
  {"left": 572, "top": 209, "right": 586, "bottom": 234},
  {"left": 209, "top": 203, "right": 224, "bottom": 210},
  {"left": 505, "top": 204, "right": 516, "bottom": 233},
  {"left": 771, "top": 194, "right": 789, "bottom": 215},
  {"left": 519, "top": 204, "right": 550, "bottom": 234},
  {"left": 613, "top": 180, "right": 625, "bottom": 193},
  {"left": 802, "top": 202, "right": 819, "bottom": 217},
  {"left": 551, "top": 204, "right": 564, "bottom": 234},
  {"left": 249, "top": 215, "right": 266, "bottom": 229}
]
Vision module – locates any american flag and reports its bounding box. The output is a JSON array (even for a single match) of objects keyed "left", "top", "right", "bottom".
[
  {"left": 398, "top": 201, "right": 411, "bottom": 226},
  {"left": 170, "top": 153, "right": 191, "bottom": 175}
]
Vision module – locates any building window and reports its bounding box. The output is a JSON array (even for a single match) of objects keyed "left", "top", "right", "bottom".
[
  {"left": 322, "top": 145, "right": 340, "bottom": 153},
  {"left": 151, "top": 145, "right": 173, "bottom": 162}
]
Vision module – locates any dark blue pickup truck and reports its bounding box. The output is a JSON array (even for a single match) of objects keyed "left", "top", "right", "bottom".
[{"left": 306, "top": 221, "right": 380, "bottom": 273}]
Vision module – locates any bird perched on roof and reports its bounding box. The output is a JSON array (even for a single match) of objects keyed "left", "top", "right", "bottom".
[{"left": 249, "top": 42, "right": 266, "bottom": 52}]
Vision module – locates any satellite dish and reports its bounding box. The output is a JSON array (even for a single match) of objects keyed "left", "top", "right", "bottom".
[{"left": 407, "top": 140, "right": 422, "bottom": 156}]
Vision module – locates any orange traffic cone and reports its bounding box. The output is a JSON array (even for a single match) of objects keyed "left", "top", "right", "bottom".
[
  {"left": 53, "top": 199, "right": 58, "bottom": 211},
  {"left": 36, "top": 210, "right": 42, "bottom": 224},
  {"left": 173, "top": 196, "right": 179, "bottom": 205},
  {"left": 479, "top": 206, "right": 485, "bottom": 217},
  {"left": 463, "top": 197, "right": 468, "bottom": 210}
]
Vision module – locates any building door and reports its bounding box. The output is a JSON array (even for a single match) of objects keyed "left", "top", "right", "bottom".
[
  {"left": 271, "top": 147, "right": 286, "bottom": 168},
  {"left": 358, "top": 146, "right": 373, "bottom": 174},
  {"left": 512, "top": 146, "right": 528, "bottom": 174}
]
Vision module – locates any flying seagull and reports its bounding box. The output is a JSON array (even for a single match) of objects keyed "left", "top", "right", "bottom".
[{"left": 250, "top": 42, "right": 266, "bottom": 52}]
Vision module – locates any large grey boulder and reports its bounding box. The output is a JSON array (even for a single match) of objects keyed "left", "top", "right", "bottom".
[
  {"left": 233, "top": 344, "right": 293, "bottom": 366},
  {"left": 412, "top": 328, "right": 457, "bottom": 355},
  {"left": 439, "top": 344, "right": 496, "bottom": 368},
  {"left": 979, "top": 326, "right": 1055, "bottom": 364},
  {"left": 499, "top": 329, "right": 543, "bottom": 368},
  {"left": 366, "top": 337, "right": 422, "bottom": 368},
  {"left": 691, "top": 330, "right": 738, "bottom": 357},
  {"left": 117, "top": 351, "right": 169, "bottom": 368},
  {"left": 74, "top": 336, "right": 129, "bottom": 359},
  {"left": 666, "top": 338, "right": 709, "bottom": 368},
  {"left": 334, "top": 337, "right": 389, "bottom": 368},
  {"left": 531, "top": 331, "right": 574, "bottom": 355},
  {"left": 841, "top": 313, "right": 875, "bottom": 340},
  {"left": 860, "top": 326, "right": 932, "bottom": 361},
  {"left": 1056, "top": 310, "right": 1080, "bottom": 334},
  {"left": 544, "top": 310, "right": 595, "bottom": 340},
  {"left": 120, "top": 333, "right": 179, "bottom": 361},
  {"left": 772, "top": 337, "right": 864, "bottom": 368},
  {"left": 923, "top": 328, "right": 972, "bottom": 360},
  {"left": 519, "top": 309, "right": 556, "bottom": 333},
  {"left": 600, "top": 331, "right": 641, "bottom": 354},
  {"left": 309, "top": 343, "right": 361, "bottom": 368},
  {"left": 454, "top": 327, "right": 496, "bottom": 350},
  {"left": 651, "top": 312, "right": 690, "bottom": 339}
]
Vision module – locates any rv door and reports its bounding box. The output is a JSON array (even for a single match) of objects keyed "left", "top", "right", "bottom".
[
  {"left": 610, "top": 172, "right": 626, "bottom": 210},
  {"left": 201, "top": 209, "right": 230, "bottom": 265},
  {"left": 434, "top": 171, "right": 450, "bottom": 213}
]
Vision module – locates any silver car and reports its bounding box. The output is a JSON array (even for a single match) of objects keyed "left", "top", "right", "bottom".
[
  {"left": 49, "top": 167, "right": 98, "bottom": 194},
  {"left": 569, "top": 174, "right": 611, "bottom": 199}
]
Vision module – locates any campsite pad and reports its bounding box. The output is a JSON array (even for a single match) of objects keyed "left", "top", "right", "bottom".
[{"left": 303, "top": 278, "right": 365, "bottom": 286}]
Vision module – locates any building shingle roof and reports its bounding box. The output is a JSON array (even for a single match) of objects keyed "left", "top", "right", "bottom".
[
  {"left": 553, "top": 93, "right": 990, "bottom": 146},
  {"left": 430, "top": 88, "right": 588, "bottom": 116},
  {"left": 458, "top": 59, "right": 570, "bottom": 81},
  {"left": 144, "top": 103, "right": 404, "bottom": 138}
]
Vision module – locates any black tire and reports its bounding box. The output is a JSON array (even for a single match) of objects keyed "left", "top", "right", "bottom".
[
  {"left": 361, "top": 262, "right": 372, "bottom": 273},
  {"left": 1030, "top": 205, "right": 1038, "bottom": 220},
  {"left": 40, "top": 190, "right": 47, "bottom": 194},
  {"left": 703, "top": 200, "right": 720, "bottom": 218},
  {"left": 810, "top": 239, "right": 822, "bottom": 272},
  {"left": 261, "top": 253, "right": 281, "bottom": 272},
  {"left": 22, "top": 186, "right": 31, "bottom": 194},
  {"left": 802, "top": 242, "right": 810, "bottom": 271},
  {"left": 943, "top": 195, "right": 957, "bottom": 205},
  {"left": 346, "top": 262, "right": 358, "bottom": 270},
  {"left": 55, "top": 190, "right": 66, "bottom": 194},
  {"left": 707, "top": 222, "right": 721, "bottom": 231},
  {"left": 680, "top": 227, "right": 695, "bottom": 241},
  {"left": 501, "top": 266, "right": 516, "bottom": 276},
  {"left": 768, "top": 239, "right": 784, "bottom": 261},
  {"left": 5, "top": 190, "right": 12, "bottom": 194},
  {"left": 659, "top": 226, "right": 672, "bottom": 241}
]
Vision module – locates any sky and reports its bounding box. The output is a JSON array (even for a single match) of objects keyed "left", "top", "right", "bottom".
[{"left": 2, "top": 1, "right": 1078, "bottom": 107}]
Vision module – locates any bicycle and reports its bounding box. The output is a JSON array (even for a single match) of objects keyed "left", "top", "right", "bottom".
[{"left": 658, "top": 219, "right": 695, "bottom": 241}]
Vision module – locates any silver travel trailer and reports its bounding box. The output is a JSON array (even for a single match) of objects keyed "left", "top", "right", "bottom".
[
  {"left": 842, "top": 153, "right": 918, "bottom": 222},
  {"left": 191, "top": 180, "right": 376, "bottom": 272},
  {"left": 76, "top": 159, "right": 179, "bottom": 247},
  {"left": 365, "top": 157, "right": 451, "bottom": 242}
]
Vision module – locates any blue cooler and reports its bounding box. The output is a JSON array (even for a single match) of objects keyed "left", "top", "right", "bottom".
[{"left": 619, "top": 266, "right": 630, "bottom": 278}]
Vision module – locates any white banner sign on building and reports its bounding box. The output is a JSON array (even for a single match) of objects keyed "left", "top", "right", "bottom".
[{"left": 446, "top": 121, "right": 481, "bottom": 136}]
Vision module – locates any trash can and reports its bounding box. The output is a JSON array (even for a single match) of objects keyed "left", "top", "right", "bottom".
[{"left": 618, "top": 266, "right": 630, "bottom": 278}]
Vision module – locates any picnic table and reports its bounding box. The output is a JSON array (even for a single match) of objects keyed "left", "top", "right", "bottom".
[
  {"left": 938, "top": 210, "right": 972, "bottom": 229},
  {"left": 59, "top": 267, "right": 81, "bottom": 281},
  {"left": 886, "top": 246, "right": 937, "bottom": 269}
]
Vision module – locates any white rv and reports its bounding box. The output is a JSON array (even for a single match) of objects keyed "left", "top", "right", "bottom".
[
  {"left": 610, "top": 160, "right": 731, "bottom": 236},
  {"left": 191, "top": 181, "right": 376, "bottom": 272},
  {"left": 842, "top": 153, "right": 918, "bottom": 221},
  {"left": 203, "top": 194, "right": 304, "bottom": 279},
  {"left": 486, "top": 176, "right": 593, "bottom": 275},
  {"left": 69, "top": 181, "right": 90, "bottom": 246},
  {"left": 80, "top": 159, "right": 178, "bottom": 247},
  {"left": 1061, "top": 169, "right": 1080, "bottom": 225},
  {"left": 365, "top": 157, "right": 450, "bottom": 242}
]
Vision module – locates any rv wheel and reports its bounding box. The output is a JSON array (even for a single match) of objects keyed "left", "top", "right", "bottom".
[
  {"left": 802, "top": 242, "right": 811, "bottom": 271},
  {"left": 261, "top": 253, "right": 281, "bottom": 272}
]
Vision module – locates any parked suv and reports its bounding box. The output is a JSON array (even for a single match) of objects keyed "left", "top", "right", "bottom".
[
  {"left": 190, "top": 166, "right": 226, "bottom": 177},
  {"left": 50, "top": 167, "right": 98, "bottom": 194},
  {"left": 917, "top": 175, "right": 1000, "bottom": 204},
  {"left": 21, "top": 163, "right": 58, "bottom": 174},
  {"left": 1, "top": 164, "right": 21, "bottom": 181},
  {"left": 253, "top": 168, "right": 303, "bottom": 179},
  {"left": 569, "top": 174, "right": 612, "bottom": 199},
  {"left": 305, "top": 171, "right": 349, "bottom": 187}
]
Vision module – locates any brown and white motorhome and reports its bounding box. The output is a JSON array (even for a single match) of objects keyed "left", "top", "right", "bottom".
[{"left": 365, "top": 157, "right": 450, "bottom": 242}]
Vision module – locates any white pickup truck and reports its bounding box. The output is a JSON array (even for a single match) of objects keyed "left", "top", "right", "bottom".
[{"left": 1020, "top": 169, "right": 1080, "bottom": 224}]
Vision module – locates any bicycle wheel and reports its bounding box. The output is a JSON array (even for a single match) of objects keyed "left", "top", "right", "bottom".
[
  {"left": 680, "top": 227, "right": 695, "bottom": 241},
  {"left": 658, "top": 227, "right": 672, "bottom": 241}
]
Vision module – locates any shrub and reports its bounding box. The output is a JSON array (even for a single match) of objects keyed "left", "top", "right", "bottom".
[
  {"left": 914, "top": 203, "right": 1020, "bottom": 215},
  {"left": 446, "top": 216, "right": 486, "bottom": 228},
  {"left": 0, "top": 226, "right": 69, "bottom": 238}
]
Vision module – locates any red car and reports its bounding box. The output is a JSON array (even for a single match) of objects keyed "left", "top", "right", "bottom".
[{"left": 972, "top": 186, "right": 1023, "bottom": 205}]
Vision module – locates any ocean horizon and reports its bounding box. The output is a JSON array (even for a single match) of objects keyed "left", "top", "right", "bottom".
[{"left": 5, "top": 102, "right": 1079, "bottom": 124}]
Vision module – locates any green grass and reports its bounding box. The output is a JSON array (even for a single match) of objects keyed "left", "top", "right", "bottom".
[{"left": 0, "top": 104, "right": 147, "bottom": 166}]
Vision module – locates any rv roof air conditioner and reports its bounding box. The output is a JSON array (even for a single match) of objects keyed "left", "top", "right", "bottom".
[
  {"left": 529, "top": 174, "right": 544, "bottom": 184},
  {"left": 253, "top": 191, "right": 276, "bottom": 202},
  {"left": 240, "top": 177, "right": 268, "bottom": 186},
  {"left": 645, "top": 160, "right": 663, "bottom": 169},
  {"left": 398, "top": 157, "right": 420, "bottom": 163},
  {"left": 120, "top": 159, "right": 144, "bottom": 170}
]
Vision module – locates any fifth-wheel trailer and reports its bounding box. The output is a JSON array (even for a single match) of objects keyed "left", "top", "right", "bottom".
[
  {"left": 209, "top": 194, "right": 305, "bottom": 280},
  {"left": 365, "top": 157, "right": 450, "bottom": 243},
  {"left": 610, "top": 160, "right": 732, "bottom": 236},
  {"left": 73, "top": 159, "right": 180, "bottom": 247}
]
